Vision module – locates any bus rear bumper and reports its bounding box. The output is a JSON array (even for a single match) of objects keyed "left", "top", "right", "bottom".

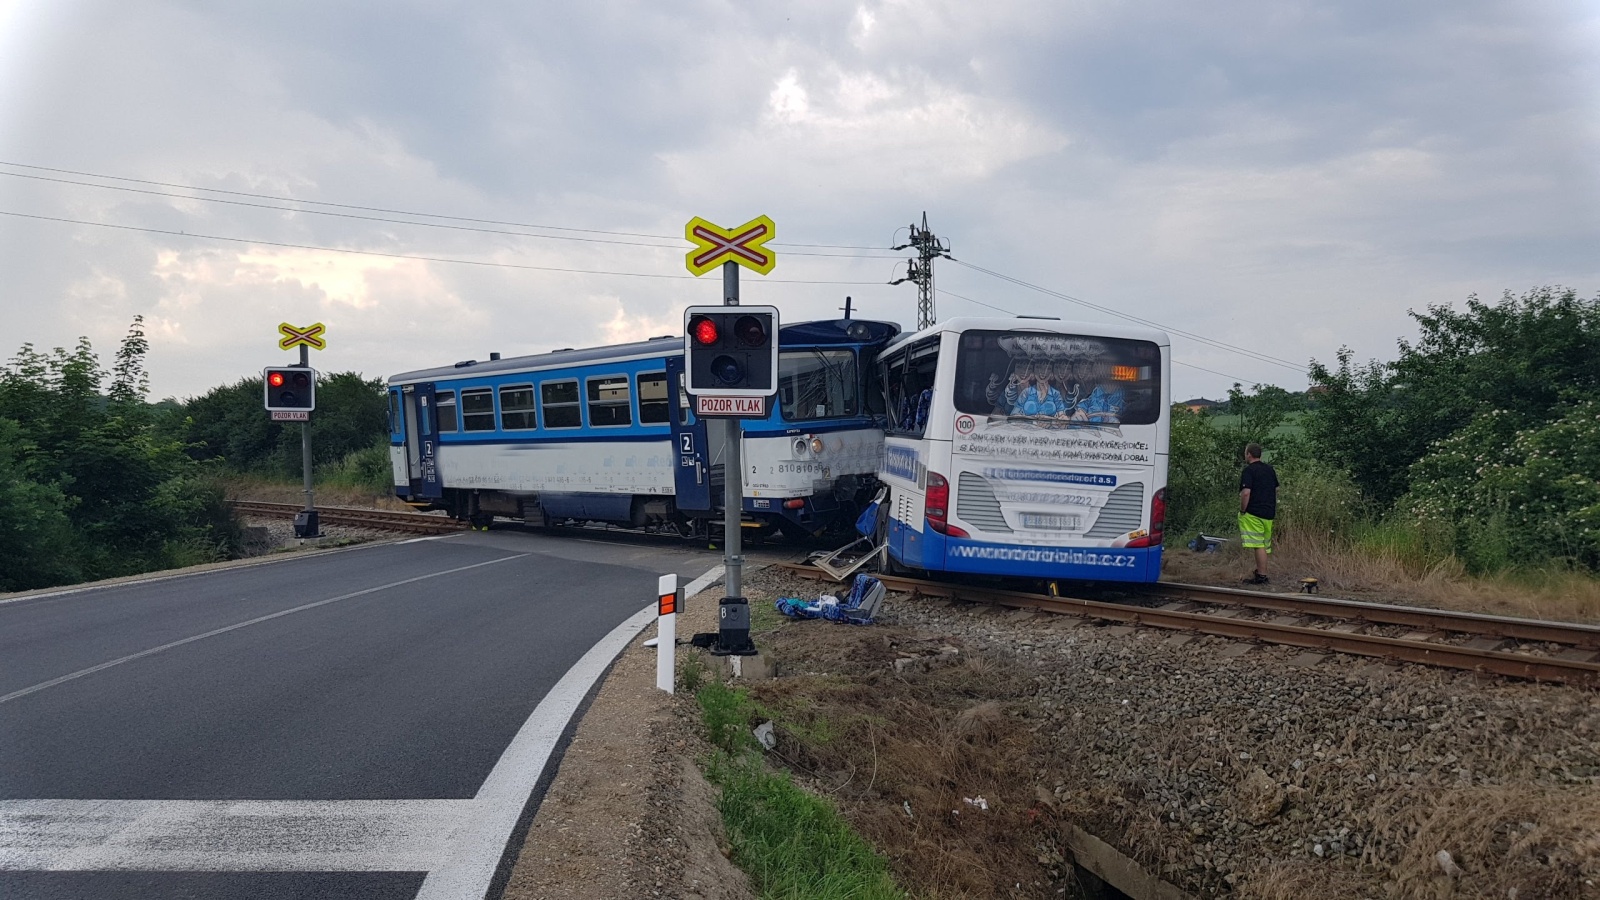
[{"left": 892, "top": 521, "right": 1164, "bottom": 583}]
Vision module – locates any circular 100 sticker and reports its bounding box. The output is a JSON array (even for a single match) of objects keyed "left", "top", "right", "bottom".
[{"left": 955, "top": 414, "right": 975, "bottom": 435}]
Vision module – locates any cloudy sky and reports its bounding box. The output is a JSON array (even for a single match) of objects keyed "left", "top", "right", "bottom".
[{"left": 1, "top": 0, "right": 1596, "bottom": 402}]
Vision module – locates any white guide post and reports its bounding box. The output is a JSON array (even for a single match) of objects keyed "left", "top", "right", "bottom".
[{"left": 656, "top": 573, "right": 678, "bottom": 694}]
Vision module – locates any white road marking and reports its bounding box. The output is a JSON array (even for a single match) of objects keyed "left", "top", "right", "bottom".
[
  {"left": 0, "top": 800, "right": 473, "bottom": 871},
  {"left": 398, "top": 533, "right": 464, "bottom": 544},
  {"left": 413, "top": 602, "right": 659, "bottom": 899},
  {"left": 1, "top": 563, "right": 727, "bottom": 897},
  {"left": 415, "top": 564, "right": 724, "bottom": 900},
  {"left": 0, "top": 554, "right": 529, "bottom": 706}
]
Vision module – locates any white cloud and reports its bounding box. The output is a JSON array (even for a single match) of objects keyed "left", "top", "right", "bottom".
[{"left": 0, "top": 0, "right": 1595, "bottom": 404}]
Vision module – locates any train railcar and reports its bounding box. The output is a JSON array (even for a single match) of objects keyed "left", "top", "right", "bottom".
[
  {"left": 871, "top": 316, "right": 1172, "bottom": 583},
  {"left": 386, "top": 317, "right": 899, "bottom": 538}
]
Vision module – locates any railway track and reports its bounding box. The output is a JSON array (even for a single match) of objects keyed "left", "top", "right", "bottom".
[
  {"left": 776, "top": 563, "right": 1600, "bottom": 687},
  {"left": 230, "top": 501, "right": 468, "bottom": 535}
]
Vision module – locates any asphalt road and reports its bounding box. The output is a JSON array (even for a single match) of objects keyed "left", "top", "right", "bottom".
[{"left": 0, "top": 529, "right": 724, "bottom": 899}]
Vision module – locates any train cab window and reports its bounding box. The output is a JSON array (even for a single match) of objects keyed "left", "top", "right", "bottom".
[
  {"left": 883, "top": 337, "right": 941, "bottom": 437},
  {"left": 498, "top": 384, "right": 537, "bottom": 430},
  {"left": 587, "top": 375, "right": 632, "bottom": 427},
  {"left": 778, "top": 350, "right": 859, "bottom": 422},
  {"left": 636, "top": 372, "right": 670, "bottom": 425},
  {"left": 435, "top": 391, "right": 458, "bottom": 433},
  {"left": 541, "top": 380, "right": 582, "bottom": 429},
  {"left": 460, "top": 388, "right": 497, "bottom": 432}
]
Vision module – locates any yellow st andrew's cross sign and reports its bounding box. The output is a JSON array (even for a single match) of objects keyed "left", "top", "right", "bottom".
[
  {"left": 684, "top": 215, "right": 777, "bottom": 276},
  {"left": 277, "top": 322, "right": 327, "bottom": 351}
]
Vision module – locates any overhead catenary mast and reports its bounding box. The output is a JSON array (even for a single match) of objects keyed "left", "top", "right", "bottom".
[{"left": 890, "top": 212, "right": 951, "bottom": 330}]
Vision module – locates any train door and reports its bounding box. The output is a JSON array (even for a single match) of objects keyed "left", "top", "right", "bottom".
[
  {"left": 401, "top": 383, "right": 443, "bottom": 501},
  {"left": 665, "top": 356, "right": 711, "bottom": 510}
]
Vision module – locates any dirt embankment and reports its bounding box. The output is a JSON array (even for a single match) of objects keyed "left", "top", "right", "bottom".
[{"left": 506, "top": 565, "right": 1600, "bottom": 899}]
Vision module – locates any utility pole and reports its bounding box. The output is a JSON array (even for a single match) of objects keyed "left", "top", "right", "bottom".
[{"left": 890, "top": 212, "right": 950, "bottom": 330}]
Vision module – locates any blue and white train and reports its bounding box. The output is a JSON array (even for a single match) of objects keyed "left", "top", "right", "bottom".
[
  {"left": 386, "top": 317, "right": 900, "bottom": 538},
  {"left": 871, "top": 317, "right": 1172, "bottom": 583}
]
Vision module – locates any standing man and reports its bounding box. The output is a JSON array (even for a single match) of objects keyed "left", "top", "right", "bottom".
[{"left": 1239, "top": 443, "right": 1278, "bottom": 585}]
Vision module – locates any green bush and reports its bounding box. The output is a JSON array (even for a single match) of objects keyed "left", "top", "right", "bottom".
[
  {"left": 0, "top": 319, "right": 246, "bottom": 590},
  {"left": 319, "top": 440, "right": 394, "bottom": 492},
  {"left": 1408, "top": 401, "right": 1600, "bottom": 571}
]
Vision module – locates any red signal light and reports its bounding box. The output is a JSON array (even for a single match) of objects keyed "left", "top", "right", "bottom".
[
  {"left": 690, "top": 316, "right": 719, "bottom": 345},
  {"left": 268, "top": 372, "right": 286, "bottom": 387}
]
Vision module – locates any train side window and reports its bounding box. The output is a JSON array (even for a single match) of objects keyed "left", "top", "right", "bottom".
[
  {"left": 387, "top": 389, "right": 403, "bottom": 438},
  {"left": 435, "top": 391, "right": 458, "bottom": 433},
  {"left": 587, "top": 374, "right": 633, "bottom": 428},
  {"left": 541, "top": 380, "right": 582, "bottom": 429},
  {"left": 460, "top": 388, "right": 496, "bottom": 432},
  {"left": 636, "top": 372, "right": 669, "bottom": 424},
  {"left": 498, "top": 383, "right": 537, "bottom": 430}
]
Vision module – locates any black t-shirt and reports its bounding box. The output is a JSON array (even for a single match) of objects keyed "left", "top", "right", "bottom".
[{"left": 1240, "top": 461, "right": 1279, "bottom": 520}]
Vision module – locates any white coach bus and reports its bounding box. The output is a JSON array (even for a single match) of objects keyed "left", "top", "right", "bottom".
[{"left": 873, "top": 317, "right": 1171, "bottom": 583}]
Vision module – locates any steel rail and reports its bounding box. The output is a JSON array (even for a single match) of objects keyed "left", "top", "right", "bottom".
[
  {"left": 775, "top": 564, "right": 1600, "bottom": 687},
  {"left": 230, "top": 500, "right": 467, "bottom": 535},
  {"left": 1138, "top": 582, "right": 1600, "bottom": 649}
]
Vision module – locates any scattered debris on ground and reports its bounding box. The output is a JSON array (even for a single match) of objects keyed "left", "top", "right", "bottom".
[{"left": 518, "top": 561, "right": 1600, "bottom": 899}]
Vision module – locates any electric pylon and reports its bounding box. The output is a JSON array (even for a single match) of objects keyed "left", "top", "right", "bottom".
[{"left": 890, "top": 212, "right": 950, "bottom": 330}]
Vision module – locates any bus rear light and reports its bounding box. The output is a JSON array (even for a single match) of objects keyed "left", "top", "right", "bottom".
[
  {"left": 924, "top": 472, "right": 969, "bottom": 537},
  {"left": 1126, "top": 487, "right": 1167, "bottom": 548}
]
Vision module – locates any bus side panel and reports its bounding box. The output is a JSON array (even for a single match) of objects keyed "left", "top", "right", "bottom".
[{"left": 881, "top": 437, "right": 930, "bottom": 570}]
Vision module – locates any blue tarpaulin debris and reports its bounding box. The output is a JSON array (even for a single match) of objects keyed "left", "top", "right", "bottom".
[{"left": 776, "top": 574, "right": 886, "bottom": 625}]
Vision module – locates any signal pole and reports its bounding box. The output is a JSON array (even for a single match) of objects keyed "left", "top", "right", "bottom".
[
  {"left": 299, "top": 342, "right": 315, "bottom": 534},
  {"left": 890, "top": 212, "right": 951, "bottom": 331},
  {"left": 721, "top": 260, "right": 742, "bottom": 602}
]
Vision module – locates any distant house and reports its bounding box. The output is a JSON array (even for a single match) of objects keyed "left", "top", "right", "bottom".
[{"left": 1179, "top": 398, "right": 1220, "bottom": 413}]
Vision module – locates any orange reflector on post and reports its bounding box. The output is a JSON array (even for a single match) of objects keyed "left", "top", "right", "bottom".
[{"left": 659, "top": 592, "right": 677, "bottom": 616}]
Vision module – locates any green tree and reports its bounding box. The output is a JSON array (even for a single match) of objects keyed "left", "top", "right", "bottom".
[
  {"left": 0, "top": 320, "right": 242, "bottom": 588},
  {"left": 1307, "top": 287, "right": 1600, "bottom": 504},
  {"left": 182, "top": 370, "right": 387, "bottom": 476},
  {"left": 0, "top": 418, "right": 81, "bottom": 591}
]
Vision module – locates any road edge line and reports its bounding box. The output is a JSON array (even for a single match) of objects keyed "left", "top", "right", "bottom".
[{"left": 415, "top": 564, "right": 722, "bottom": 900}]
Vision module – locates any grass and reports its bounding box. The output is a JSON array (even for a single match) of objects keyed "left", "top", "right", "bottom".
[
  {"left": 1202, "top": 411, "right": 1306, "bottom": 442},
  {"left": 1163, "top": 529, "right": 1600, "bottom": 623},
  {"left": 222, "top": 473, "right": 412, "bottom": 511},
  {"left": 694, "top": 679, "right": 905, "bottom": 900}
]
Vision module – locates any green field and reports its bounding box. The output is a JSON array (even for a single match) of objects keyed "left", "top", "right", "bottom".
[{"left": 1200, "top": 410, "right": 1306, "bottom": 442}]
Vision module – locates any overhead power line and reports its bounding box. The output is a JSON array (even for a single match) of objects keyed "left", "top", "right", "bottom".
[
  {"left": 0, "top": 161, "right": 897, "bottom": 254},
  {"left": 947, "top": 258, "right": 1307, "bottom": 373},
  {"left": 0, "top": 209, "right": 886, "bottom": 286}
]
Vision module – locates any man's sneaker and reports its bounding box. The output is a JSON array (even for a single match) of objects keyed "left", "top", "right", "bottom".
[{"left": 1242, "top": 572, "right": 1270, "bottom": 585}]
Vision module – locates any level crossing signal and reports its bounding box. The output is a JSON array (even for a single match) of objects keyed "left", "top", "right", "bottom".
[
  {"left": 683, "top": 306, "right": 778, "bottom": 397},
  {"left": 263, "top": 367, "right": 317, "bottom": 411}
]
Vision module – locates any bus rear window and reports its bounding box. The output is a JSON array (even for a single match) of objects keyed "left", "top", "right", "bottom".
[{"left": 952, "top": 330, "right": 1162, "bottom": 426}]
